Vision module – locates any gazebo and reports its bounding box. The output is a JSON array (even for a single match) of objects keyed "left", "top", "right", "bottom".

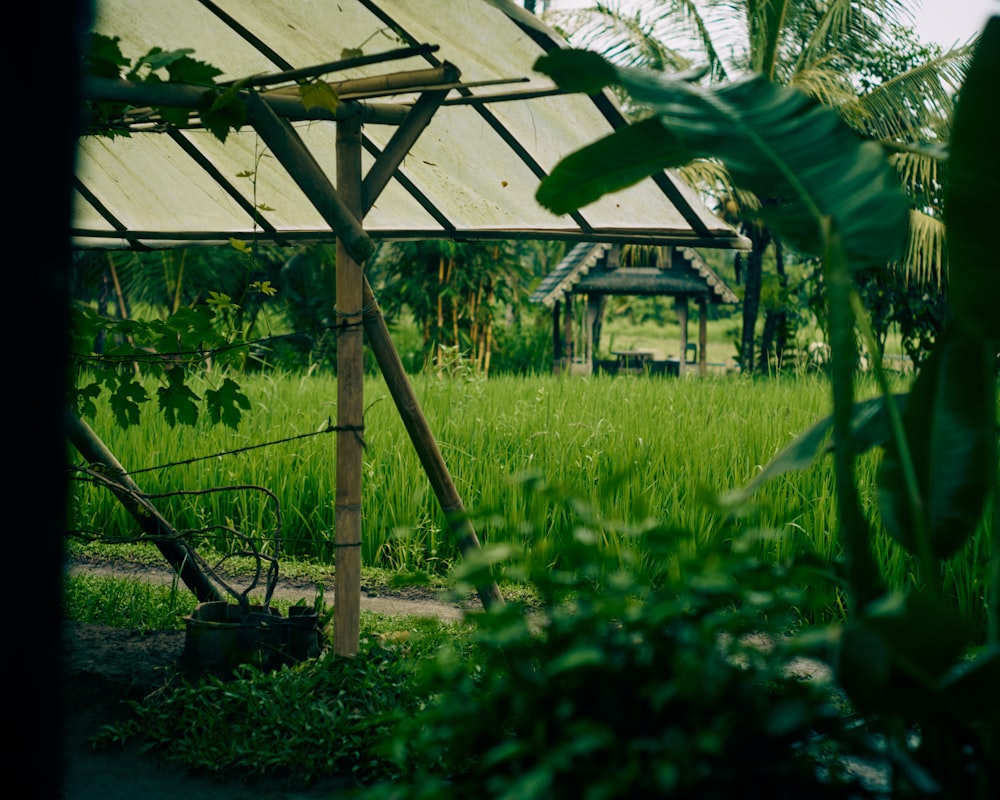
[
  {"left": 531, "top": 242, "right": 740, "bottom": 376},
  {"left": 71, "top": 0, "right": 749, "bottom": 656}
]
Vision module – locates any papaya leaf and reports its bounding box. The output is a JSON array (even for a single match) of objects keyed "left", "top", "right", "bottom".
[
  {"left": 156, "top": 368, "right": 200, "bottom": 427},
  {"left": 877, "top": 322, "right": 994, "bottom": 561},
  {"left": 944, "top": 16, "right": 1000, "bottom": 341},
  {"left": 535, "top": 52, "right": 910, "bottom": 267},
  {"left": 205, "top": 377, "right": 251, "bottom": 430},
  {"left": 109, "top": 377, "right": 148, "bottom": 429},
  {"left": 84, "top": 33, "right": 129, "bottom": 79},
  {"left": 163, "top": 53, "right": 223, "bottom": 85},
  {"left": 299, "top": 80, "right": 340, "bottom": 114},
  {"left": 70, "top": 382, "right": 103, "bottom": 420},
  {"left": 198, "top": 87, "right": 247, "bottom": 143}
]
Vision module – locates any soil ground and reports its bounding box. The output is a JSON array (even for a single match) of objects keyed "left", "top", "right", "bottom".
[{"left": 58, "top": 557, "right": 471, "bottom": 799}]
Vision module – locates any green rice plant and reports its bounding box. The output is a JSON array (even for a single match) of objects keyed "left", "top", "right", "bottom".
[
  {"left": 64, "top": 574, "right": 198, "bottom": 629},
  {"left": 70, "top": 359, "right": 988, "bottom": 634}
]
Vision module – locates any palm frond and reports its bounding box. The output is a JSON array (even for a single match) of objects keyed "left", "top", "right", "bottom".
[
  {"left": 888, "top": 149, "right": 945, "bottom": 212},
  {"left": 788, "top": 60, "right": 859, "bottom": 108},
  {"left": 846, "top": 46, "right": 972, "bottom": 144},
  {"left": 891, "top": 209, "right": 947, "bottom": 286},
  {"left": 544, "top": 3, "right": 696, "bottom": 73},
  {"left": 674, "top": 158, "right": 761, "bottom": 213}
]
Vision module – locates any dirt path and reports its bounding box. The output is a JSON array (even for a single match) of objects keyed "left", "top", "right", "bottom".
[
  {"left": 66, "top": 556, "right": 469, "bottom": 623},
  {"left": 60, "top": 557, "right": 474, "bottom": 799}
]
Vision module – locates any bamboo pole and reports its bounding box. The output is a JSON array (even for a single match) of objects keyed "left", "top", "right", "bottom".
[
  {"left": 243, "top": 85, "right": 504, "bottom": 644},
  {"left": 65, "top": 410, "right": 224, "bottom": 603},
  {"left": 84, "top": 76, "right": 410, "bottom": 127},
  {"left": 334, "top": 112, "right": 365, "bottom": 657},
  {"left": 361, "top": 276, "right": 504, "bottom": 610},
  {"left": 244, "top": 93, "right": 373, "bottom": 266}
]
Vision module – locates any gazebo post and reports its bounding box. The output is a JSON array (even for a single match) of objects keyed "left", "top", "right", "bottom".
[
  {"left": 698, "top": 296, "right": 709, "bottom": 376},
  {"left": 333, "top": 111, "right": 365, "bottom": 657},
  {"left": 676, "top": 296, "right": 689, "bottom": 376}
]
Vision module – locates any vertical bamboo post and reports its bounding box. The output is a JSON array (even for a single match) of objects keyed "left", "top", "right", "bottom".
[{"left": 334, "top": 112, "right": 364, "bottom": 657}]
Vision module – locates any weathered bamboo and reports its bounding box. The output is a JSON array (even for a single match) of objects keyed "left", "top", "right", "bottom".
[
  {"left": 361, "top": 275, "right": 505, "bottom": 610},
  {"left": 244, "top": 93, "right": 374, "bottom": 266},
  {"left": 334, "top": 112, "right": 365, "bottom": 657},
  {"left": 243, "top": 86, "right": 504, "bottom": 647},
  {"left": 83, "top": 77, "right": 410, "bottom": 127},
  {"left": 65, "top": 410, "right": 224, "bottom": 603},
  {"left": 267, "top": 63, "right": 459, "bottom": 102}
]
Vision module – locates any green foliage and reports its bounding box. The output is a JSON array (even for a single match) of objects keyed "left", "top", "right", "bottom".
[
  {"left": 94, "top": 613, "right": 460, "bottom": 786},
  {"left": 83, "top": 33, "right": 238, "bottom": 140},
  {"left": 70, "top": 303, "right": 252, "bottom": 430},
  {"left": 527, "top": 19, "right": 1000, "bottom": 797},
  {"left": 64, "top": 574, "right": 198, "bottom": 630},
  {"left": 534, "top": 50, "right": 910, "bottom": 268},
  {"left": 365, "top": 488, "right": 870, "bottom": 799},
  {"left": 877, "top": 325, "right": 995, "bottom": 562}
]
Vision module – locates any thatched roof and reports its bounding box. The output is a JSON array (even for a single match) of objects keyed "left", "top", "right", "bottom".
[{"left": 530, "top": 242, "right": 739, "bottom": 307}]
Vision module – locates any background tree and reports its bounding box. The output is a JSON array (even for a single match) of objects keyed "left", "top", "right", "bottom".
[
  {"left": 369, "top": 240, "right": 534, "bottom": 376},
  {"left": 546, "top": 0, "right": 974, "bottom": 372}
]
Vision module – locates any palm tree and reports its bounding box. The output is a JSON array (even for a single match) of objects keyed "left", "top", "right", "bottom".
[{"left": 545, "top": 0, "right": 974, "bottom": 371}]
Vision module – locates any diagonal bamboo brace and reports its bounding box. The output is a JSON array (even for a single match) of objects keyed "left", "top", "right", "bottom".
[
  {"left": 361, "top": 276, "right": 504, "bottom": 610},
  {"left": 65, "top": 409, "right": 224, "bottom": 603}
]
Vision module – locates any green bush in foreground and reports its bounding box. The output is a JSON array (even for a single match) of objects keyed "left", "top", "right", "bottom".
[
  {"left": 364, "top": 482, "right": 873, "bottom": 799},
  {"left": 93, "top": 611, "right": 458, "bottom": 786}
]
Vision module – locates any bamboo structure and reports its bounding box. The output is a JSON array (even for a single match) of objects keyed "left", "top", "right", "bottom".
[
  {"left": 242, "top": 80, "right": 504, "bottom": 655},
  {"left": 65, "top": 410, "right": 224, "bottom": 604},
  {"left": 333, "top": 112, "right": 365, "bottom": 657}
]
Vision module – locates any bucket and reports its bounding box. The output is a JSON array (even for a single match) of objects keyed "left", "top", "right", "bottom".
[{"left": 183, "top": 601, "right": 321, "bottom": 672}]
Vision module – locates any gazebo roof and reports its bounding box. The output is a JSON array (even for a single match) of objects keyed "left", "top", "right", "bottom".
[
  {"left": 73, "top": 0, "right": 750, "bottom": 252},
  {"left": 529, "top": 242, "right": 740, "bottom": 307}
]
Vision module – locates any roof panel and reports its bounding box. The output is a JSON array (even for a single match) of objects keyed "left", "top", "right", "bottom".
[{"left": 75, "top": 0, "right": 750, "bottom": 251}]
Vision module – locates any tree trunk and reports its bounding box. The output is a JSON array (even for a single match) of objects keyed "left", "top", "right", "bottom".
[{"left": 740, "top": 231, "right": 766, "bottom": 373}]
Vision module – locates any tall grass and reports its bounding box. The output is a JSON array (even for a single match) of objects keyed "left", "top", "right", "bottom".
[{"left": 68, "top": 367, "right": 991, "bottom": 627}]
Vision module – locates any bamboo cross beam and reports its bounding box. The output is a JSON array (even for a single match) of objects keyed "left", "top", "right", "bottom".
[
  {"left": 362, "top": 88, "right": 452, "bottom": 212},
  {"left": 265, "top": 63, "right": 461, "bottom": 102},
  {"left": 82, "top": 77, "right": 410, "bottom": 127},
  {"left": 243, "top": 92, "right": 374, "bottom": 266}
]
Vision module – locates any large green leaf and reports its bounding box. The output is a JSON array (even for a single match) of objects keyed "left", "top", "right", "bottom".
[
  {"left": 945, "top": 16, "right": 1000, "bottom": 340},
  {"left": 838, "top": 590, "right": 972, "bottom": 717},
  {"left": 715, "top": 393, "right": 908, "bottom": 507},
  {"left": 535, "top": 118, "right": 687, "bottom": 215},
  {"left": 535, "top": 49, "right": 910, "bottom": 267},
  {"left": 877, "top": 322, "right": 995, "bottom": 561}
]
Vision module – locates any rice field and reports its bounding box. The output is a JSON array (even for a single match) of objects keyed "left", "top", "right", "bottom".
[{"left": 68, "top": 367, "right": 991, "bottom": 629}]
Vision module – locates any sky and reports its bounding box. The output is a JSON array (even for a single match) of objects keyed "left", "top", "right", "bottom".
[{"left": 544, "top": 0, "right": 997, "bottom": 48}]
